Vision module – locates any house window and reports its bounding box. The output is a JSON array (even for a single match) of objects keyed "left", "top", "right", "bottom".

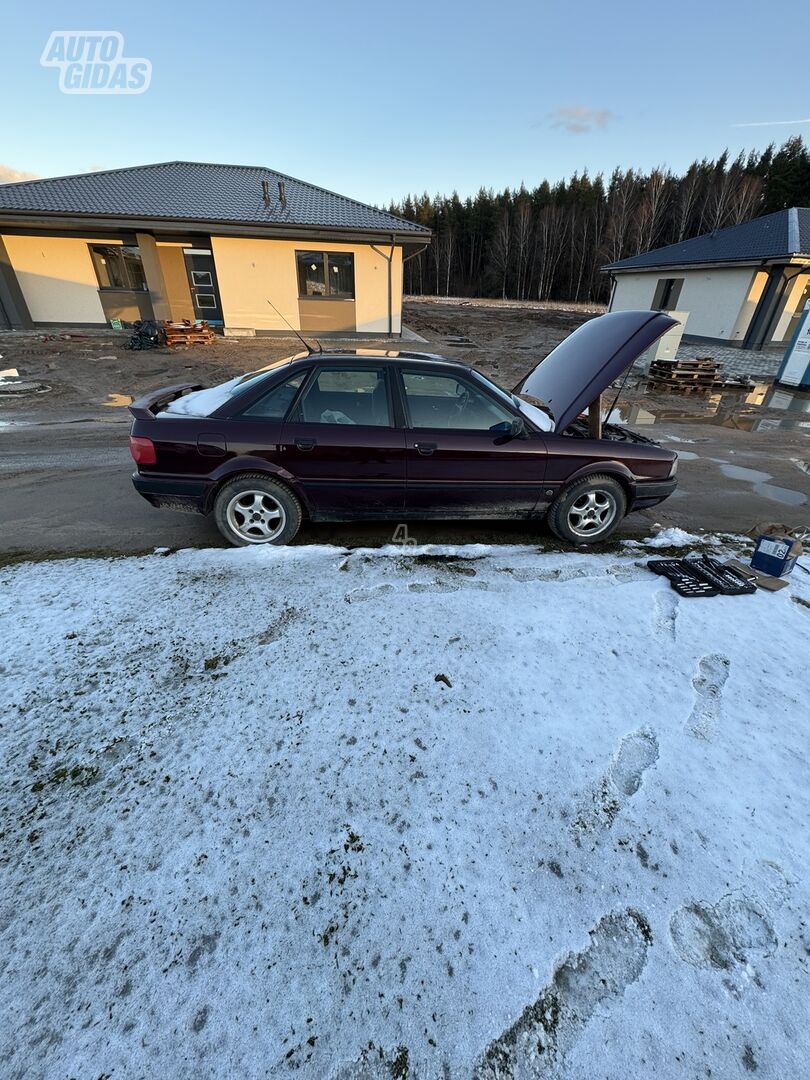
[
  {"left": 652, "top": 277, "right": 683, "bottom": 311},
  {"left": 296, "top": 251, "right": 355, "bottom": 299},
  {"left": 90, "top": 245, "right": 147, "bottom": 291}
]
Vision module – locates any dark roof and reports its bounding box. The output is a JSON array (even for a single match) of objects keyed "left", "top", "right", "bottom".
[
  {"left": 605, "top": 208, "right": 810, "bottom": 271},
  {"left": 0, "top": 160, "right": 430, "bottom": 236}
]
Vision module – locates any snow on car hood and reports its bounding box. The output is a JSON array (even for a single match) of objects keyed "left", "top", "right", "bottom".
[{"left": 515, "top": 310, "right": 679, "bottom": 433}]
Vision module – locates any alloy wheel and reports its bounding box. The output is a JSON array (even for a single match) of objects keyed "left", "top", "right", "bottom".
[
  {"left": 225, "top": 490, "right": 287, "bottom": 543},
  {"left": 566, "top": 489, "right": 617, "bottom": 538}
]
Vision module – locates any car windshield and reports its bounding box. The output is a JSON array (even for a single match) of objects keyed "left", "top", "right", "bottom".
[{"left": 470, "top": 369, "right": 554, "bottom": 431}]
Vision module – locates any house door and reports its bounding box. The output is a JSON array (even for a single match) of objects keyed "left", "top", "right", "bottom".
[{"left": 183, "top": 248, "right": 223, "bottom": 324}]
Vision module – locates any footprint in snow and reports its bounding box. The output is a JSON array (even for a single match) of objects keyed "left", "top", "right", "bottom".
[
  {"left": 474, "top": 908, "right": 653, "bottom": 1079},
  {"left": 575, "top": 728, "right": 659, "bottom": 832},
  {"left": 654, "top": 589, "right": 678, "bottom": 641},
  {"left": 343, "top": 583, "right": 396, "bottom": 604},
  {"left": 669, "top": 892, "right": 776, "bottom": 978},
  {"left": 686, "top": 653, "right": 730, "bottom": 740}
]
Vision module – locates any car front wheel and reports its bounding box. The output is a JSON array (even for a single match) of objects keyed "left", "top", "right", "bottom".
[
  {"left": 213, "top": 474, "right": 302, "bottom": 547},
  {"left": 547, "top": 474, "right": 626, "bottom": 545}
]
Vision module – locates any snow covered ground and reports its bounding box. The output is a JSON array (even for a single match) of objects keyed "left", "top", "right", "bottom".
[{"left": 1, "top": 542, "right": 808, "bottom": 1079}]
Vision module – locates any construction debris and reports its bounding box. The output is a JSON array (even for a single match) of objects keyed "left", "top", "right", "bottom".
[
  {"left": 163, "top": 320, "right": 216, "bottom": 348},
  {"left": 127, "top": 320, "right": 165, "bottom": 351},
  {"left": 648, "top": 356, "right": 723, "bottom": 390}
]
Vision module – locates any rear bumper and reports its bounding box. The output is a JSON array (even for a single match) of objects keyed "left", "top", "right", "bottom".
[
  {"left": 132, "top": 472, "right": 212, "bottom": 514},
  {"left": 630, "top": 477, "right": 677, "bottom": 509}
]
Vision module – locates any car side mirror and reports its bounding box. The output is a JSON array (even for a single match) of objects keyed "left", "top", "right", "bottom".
[{"left": 491, "top": 417, "right": 528, "bottom": 441}]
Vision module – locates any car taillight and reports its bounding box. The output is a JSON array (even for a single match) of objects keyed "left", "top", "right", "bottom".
[{"left": 129, "top": 436, "right": 157, "bottom": 465}]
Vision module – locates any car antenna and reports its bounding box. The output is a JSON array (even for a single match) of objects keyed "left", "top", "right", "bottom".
[{"left": 265, "top": 298, "right": 322, "bottom": 354}]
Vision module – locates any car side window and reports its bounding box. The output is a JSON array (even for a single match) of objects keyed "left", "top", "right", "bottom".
[
  {"left": 240, "top": 371, "right": 307, "bottom": 419},
  {"left": 292, "top": 368, "right": 391, "bottom": 427},
  {"left": 401, "top": 371, "right": 515, "bottom": 431}
]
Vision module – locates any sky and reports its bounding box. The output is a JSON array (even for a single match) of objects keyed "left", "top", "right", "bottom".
[{"left": 2, "top": 0, "right": 809, "bottom": 205}]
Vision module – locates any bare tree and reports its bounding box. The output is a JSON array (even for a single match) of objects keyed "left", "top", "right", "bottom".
[
  {"left": 513, "top": 199, "right": 533, "bottom": 300},
  {"left": 605, "top": 170, "right": 638, "bottom": 263},
  {"left": 490, "top": 208, "right": 511, "bottom": 299}
]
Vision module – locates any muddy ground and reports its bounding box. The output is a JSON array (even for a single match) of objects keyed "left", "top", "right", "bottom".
[{"left": 0, "top": 299, "right": 807, "bottom": 556}]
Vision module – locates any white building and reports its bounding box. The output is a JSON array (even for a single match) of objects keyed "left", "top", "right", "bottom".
[{"left": 605, "top": 208, "right": 810, "bottom": 350}]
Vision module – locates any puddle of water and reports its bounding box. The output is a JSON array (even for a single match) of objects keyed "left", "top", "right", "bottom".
[
  {"left": 675, "top": 450, "right": 699, "bottom": 461},
  {"left": 610, "top": 381, "right": 810, "bottom": 432},
  {"left": 703, "top": 461, "right": 809, "bottom": 506},
  {"left": 719, "top": 463, "right": 772, "bottom": 484},
  {"left": 754, "top": 483, "right": 807, "bottom": 507},
  {"left": 103, "top": 393, "right": 133, "bottom": 407}
]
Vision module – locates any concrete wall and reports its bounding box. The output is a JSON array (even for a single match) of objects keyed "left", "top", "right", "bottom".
[
  {"left": 1, "top": 231, "right": 406, "bottom": 333},
  {"left": 0, "top": 234, "right": 120, "bottom": 324},
  {"left": 611, "top": 267, "right": 757, "bottom": 341},
  {"left": 210, "top": 236, "right": 403, "bottom": 335}
]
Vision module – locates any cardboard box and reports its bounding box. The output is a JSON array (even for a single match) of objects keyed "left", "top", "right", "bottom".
[{"left": 750, "top": 534, "right": 803, "bottom": 578}]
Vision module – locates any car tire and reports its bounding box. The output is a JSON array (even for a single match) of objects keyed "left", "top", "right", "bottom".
[
  {"left": 213, "top": 473, "right": 302, "bottom": 547},
  {"left": 546, "top": 473, "right": 627, "bottom": 545}
]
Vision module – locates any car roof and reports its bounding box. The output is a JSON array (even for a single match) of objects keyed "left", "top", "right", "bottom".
[{"left": 286, "top": 348, "right": 472, "bottom": 371}]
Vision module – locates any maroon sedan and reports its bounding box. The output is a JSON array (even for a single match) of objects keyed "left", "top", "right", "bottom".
[{"left": 128, "top": 309, "right": 678, "bottom": 546}]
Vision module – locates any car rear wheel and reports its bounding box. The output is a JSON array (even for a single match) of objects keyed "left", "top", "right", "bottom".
[
  {"left": 547, "top": 474, "right": 626, "bottom": 545},
  {"left": 213, "top": 474, "right": 302, "bottom": 547}
]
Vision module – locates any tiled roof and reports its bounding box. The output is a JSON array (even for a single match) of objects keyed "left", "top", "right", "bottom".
[
  {"left": 0, "top": 160, "right": 430, "bottom": 235},
  {"left": 605, "top": 208, "right": 810, "bottom": 271}
]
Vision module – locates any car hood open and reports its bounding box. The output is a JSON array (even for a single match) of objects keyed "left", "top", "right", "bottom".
[{"left": 515, "top": 309, "right": 679, "bottom": 433}]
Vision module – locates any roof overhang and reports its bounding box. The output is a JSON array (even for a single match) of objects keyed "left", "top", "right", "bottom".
[
  {"left": 0, "top": 210, "right": 431, "bottom": 247},
  {"left": 602, "top": 256, "right": 810, "bottom": 274}
]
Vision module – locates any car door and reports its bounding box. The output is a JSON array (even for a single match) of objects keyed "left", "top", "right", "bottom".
[
  {"left": 278, "top": 364, "right": 406, "bottom": 515},
  {"left": 397, "top": 367, "right": 548, "bottom": 516}
]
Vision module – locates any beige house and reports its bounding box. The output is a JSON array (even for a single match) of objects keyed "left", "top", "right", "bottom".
[
  {"left": 605, "top": 208, "right": 810, "bottom": 350},
  {"left": 0, "top": 161, "right": 430, "bottom": 337}
]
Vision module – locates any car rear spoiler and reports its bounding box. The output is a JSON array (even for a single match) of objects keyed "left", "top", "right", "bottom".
[{"left": 128, "top": 382, "right": 204, "bottom": 419}]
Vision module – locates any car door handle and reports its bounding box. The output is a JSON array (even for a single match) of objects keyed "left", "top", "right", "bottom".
[
  {"left": 295, "top": 438, "right": 316, "bottom": 451},
  {"left": 415, "top": 442, "right": 437, "bottom": 456}
]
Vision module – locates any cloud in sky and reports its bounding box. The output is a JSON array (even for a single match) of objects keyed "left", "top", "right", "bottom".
[
  {"left": 0, "top": 164, "right": 39, "bottom": 184},
  {"left": 547, "top": 104, "right": 615, "bottom": 134},
  {"left": 733, "top": 118, "right": 810, "bottom": 128}
]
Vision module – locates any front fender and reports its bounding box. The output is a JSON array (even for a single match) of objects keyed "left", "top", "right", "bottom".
[
  {"left": 203, "top": 456, "right": 313, "bottom": 514},
  {"left": 562, "top": 460, "right": 637, "bottom": 500}
]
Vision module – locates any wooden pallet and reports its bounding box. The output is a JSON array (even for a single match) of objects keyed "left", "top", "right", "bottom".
[
  {"left": 652, "top": 356, "right": 719, "bottom": 371},
  {"left": 651, "top": 369, "right": 719, "bottom": 383},
  {"left": 649, "top": 355, "right": 723, "bottom": 391},
  {"left": 163, "top": 319, "right": 215, "bottom": 347}
]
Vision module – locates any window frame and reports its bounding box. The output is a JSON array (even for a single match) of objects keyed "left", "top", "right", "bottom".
[
  {"left": 396, "top": 366, "right": 518, "bottom": 433},
  {"left": 295, "top": 250, "right": 356, "bottom": 300},
  {"left": 233, "top": 369, "right": 311, "bottom": 421},
  {"left": 651, "top": 277, "right": 683, "bottom": 311},
  {"left": 289, "top": 363, "right": 394, "bottom": 428},
  {"left": 89, "top": 244, "right": 147, "bottom": 292}
]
